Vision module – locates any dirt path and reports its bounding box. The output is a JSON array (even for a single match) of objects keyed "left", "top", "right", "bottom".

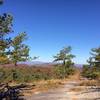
[
  {"left": 23, "top": 81, "right": 79, "bottom": 100},
  {"left": 23, "top": 80, "right": 100, "bottom": 100},
  {"left": 23, "top": 70, "right": 100, "bottom": 100}
]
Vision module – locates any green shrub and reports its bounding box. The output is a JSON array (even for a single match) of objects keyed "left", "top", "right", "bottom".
[
  {"left": 82, "top": 65, "right": 100, "bottom": 79},
  {"left": 54, "top": 64, "right": 75, "bottom": 79},
  {"left": 0, "top": 64, "right": 75, "bottom": 83}
]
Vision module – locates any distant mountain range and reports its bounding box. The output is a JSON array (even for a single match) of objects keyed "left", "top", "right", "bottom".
[
  {"left": 24, "top": 61, "right": 47, "bottom": 65},
  {"left": 19, "top": 61, "right": 83, "bottom": 67},
  {"left": 75, "top": 64, "right": 83, "bottom": 68}
]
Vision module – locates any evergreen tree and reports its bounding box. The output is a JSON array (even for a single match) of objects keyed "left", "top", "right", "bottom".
[
  {"left": 90, "top": 47, "right": 100, "bottom": 70},
  {"left": 54, "top": 46, "right": 75, "bottom": 78},
  {"left": 82, "top": 46, "right": 100, "bottom": 79},
  {"left": 0, "top": 13, "right": 13, "bottom": 64},
  {"left": 54, "top": 46, "right": 75, "bottom": 65},
  {"left": 10, "top": 32, "right": 29, "bottom": 66}
]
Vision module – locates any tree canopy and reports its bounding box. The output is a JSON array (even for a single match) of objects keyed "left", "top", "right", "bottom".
[
  {"left": 0, "top": 13, "right": 13, "bottom": 64},
  {"left": 89, "top": 47, "right": 100, "bottom": 69},
  {"left": 54, "top": 46, "right": 75, "bottom": 65},
  {"left": 10, "top": 32, "right": 29, "bottom": 66}
]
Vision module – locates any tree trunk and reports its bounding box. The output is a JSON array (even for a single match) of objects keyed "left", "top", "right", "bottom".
[
  {"left": 63, "top": 60, "right": 65, "bottom": 66},
  {"left": 63, "top": 60, "right": 66, "bottom": 79},
  {"left": 14, "top": 62, "right": 17, "bottom": 66}
]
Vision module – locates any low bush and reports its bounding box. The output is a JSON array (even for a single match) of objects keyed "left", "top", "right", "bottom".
[
  {"left": 0, "top": 64, "right": 75, "bottom": 83},
  {"left": 81, "top": 65, "right": 100, "bottom": 80},
  {"left": 54, "top": 64, "right": 75, "bottom": 79}
]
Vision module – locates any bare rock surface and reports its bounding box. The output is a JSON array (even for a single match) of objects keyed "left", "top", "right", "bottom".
[{"left": 23, "top": 81, "right": 100, "bottom": 100}]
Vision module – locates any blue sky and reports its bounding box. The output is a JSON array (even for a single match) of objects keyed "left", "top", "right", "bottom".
[{"left": 0, "top": 0, "right": 100, "bottom": 64}]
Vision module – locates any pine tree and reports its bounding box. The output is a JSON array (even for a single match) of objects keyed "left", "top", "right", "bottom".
[
  {"left": 10, "top": 32, "right": 29, "bottom": 66},
  {"left": 0, "top": 13, "right": 13, "bottom": 64},
  {"left": 82, "top": 46, "right": 100, "bottom": 79},
  {"left": 54, "top": 46, "right": 75, "bottom": 79},
  {"left": 54, "top": 46, "right": 75, "bottom": 65},
  {"left": 90, "top": 47, "right": 100, "bottom": 70}
]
